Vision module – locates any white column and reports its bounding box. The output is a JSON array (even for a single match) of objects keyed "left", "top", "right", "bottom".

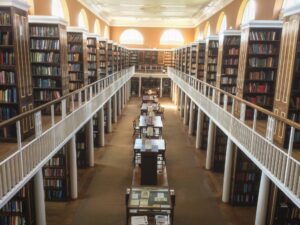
[
  {"left": 188, "top": 101, "right": 194, "bottom": 135},
  {"left": 127, "top": 81, "right": 131, "bottom": 101},
  {"left": 34, "top": 169, "right": 46, "bottom": 225},
  {"left": 177, "top": 86, "right": 180, "bottom": 110},
  {"left": 122, "top": 86, "right": 125, "bottom": 108},
  {"left": 180, "top": 91, "right": 184, "bottom": 118},
  {"left": 195, "top": 108, "right": 203, "bottom": 149},
  {"left": 205, "top": 119, "right": 216, "bottom": 170},
  {"left": 107, "top": 98, "right": 112, "bottom": 132},
  {"left": 113, "top": 94, "right": 117, "bottom": 123},
  {"left": 255, "top": 173, "right": 270, "bottom": 225},
  {"left": 138, "top": 76, "right": 142, "bottom": 97},
  {"left": 160, "top": 78, "right": 163, "bottom": 98},
  {"left": 99, "top": 108, "right": 105, "bottom": 147},
  {"left": 118, "top": 90, "right": 121, "bottom": 116},
  {"left": 69, "top": 135, "right": 78, "bottom": 199},
  {"left": 183, "top": 95, "right": 189, "bottom": 125},
  {"left": 87, "top": 119, "right": 94, "bottom": 167},
  {"left": 222, "top": 138, "right": 233, "bottom": 202}
]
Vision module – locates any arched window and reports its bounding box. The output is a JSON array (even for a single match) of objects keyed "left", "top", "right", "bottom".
[
  {"left": 204, "top": 22, "right": 211, "bottom": 38},
  {"left": 26, "top": 0, "right": 34, "bottom": 15},
  {"left": 216, "top": 13, "right": 227, "bottom": 33},
  {"left": 51, "top": 0, "right": 70, "bottom": 22},
  {"left": 160, "top": 29, "right": 184, "bottom": 45},
  {"left": 196, "top": 32, "right": 203, "bottom": 41},
  {"left": 120, "top": 29, "right": 144, "bottom": 45},
  {"left": 283, "top": 0, "right": 300, "bottom": 8},
  {"left": 104, "top": 26, "right": 109, "bottom": 39},
  {"left": 78, "top": 9, "right": 89, "bottom": 30},
  {"left": 94, "top": 19, "right": 101, "bottom": 35},
  {"left": 241, "top": 0, "right": 256, "bottom": 24}
]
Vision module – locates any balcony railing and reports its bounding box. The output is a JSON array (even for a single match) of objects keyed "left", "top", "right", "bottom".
[
  {"left": 168, "top": 67, "right": 300, "bottom": 208},
  {"left": 0, "top": 67, "right": 135, "bottom": 207}
]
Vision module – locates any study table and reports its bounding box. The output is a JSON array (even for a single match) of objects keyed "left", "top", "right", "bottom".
[
  {"left": 126, "top": 186, "right": 175, "bottom": 225},
  {"left": 142, "top": 95, "right": 158, "bottom": 103},
  {"left": 140, "top": 103, "right": 160, "bottom": 115},
  {"left": 138, "top": 116, "right": 163, "bottom": 138}
]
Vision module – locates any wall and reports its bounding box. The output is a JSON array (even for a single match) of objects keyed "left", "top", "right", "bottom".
[
  {"left": 110, "top": 27, "right": 195, "bottom": 49},
  {"left": 194, "top": 0, "right": 284, "bottom": 40},
  {"left": 31, "top": 0, "right": 109, "bottom": 38}
]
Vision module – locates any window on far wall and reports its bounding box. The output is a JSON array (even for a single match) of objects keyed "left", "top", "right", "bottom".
[
  {"left": 120, "top": 29, "right": 144, "bottom": 45},
  {"left": 78, "top": 10, "right": 88, "bottom": 29},
  {"left": 160, "top": 29, "right": 184, "bottom": 45},
  {"left": 52, "top": 0, "right": 65, "bottom": 19},
  {"left": 283, "top": 0, "right": 300, "bottom": 8},
  {"left": 220, "top": 15, "right": 227, "bottom": 33},
  {"left": 241, "top": 0, "right": 256, "bottom": 24}
]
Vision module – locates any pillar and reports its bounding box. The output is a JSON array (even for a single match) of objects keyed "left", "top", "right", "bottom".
[
  {"left": 118, "top": 90, "right": 121, "bottom": 116},
  {"left": 69, "top": 135, "right": 78, "bottom": 199},
  {"left": 160, "top": 78, "right": 163, "bottom": 98},
  {"left": 122, "top": 86, "right": 125, "bottom": 108},
  {"left": 138, "top": 76, "right": 142, "bottom": 97},
  {"left": 107, "top": 98, "right": 112, "bottom": 132},
  {"left": 180, "top": 91, "right": 184, "bottom": 118},
  {"left": 113, "top": 94, "right": 117, "bottom": 123},
  {"left": 34, "top": 169, "right": 46, "bottom": 225},
  {"left": 195, "top": 108, "right": 203, "bottom": 149},
  {"left": 183, "top": 95, "right": 189, "bottom": 125},
  {"left": 98, "top": 108, "right": 105, "bottom": 147},
  {"left": 188, "top": 101, "right": 194, "bottom": 135},
  {"left": 87, "top": 119, "right": 94, "bottom": 167},
  {"left": 222, "top": 138, "right": 233, "bottom": 202},
  {"left": 255, "top": 173, "right": 270, "bottom": 225},
  {"left": 177, "top": 86, "right": 180, "bottom": 110},
  {"left": 205, "top": 119, "right": 216, "bottom": 170}
]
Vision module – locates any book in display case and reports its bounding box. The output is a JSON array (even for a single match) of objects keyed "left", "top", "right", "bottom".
[
  {"left": 236, "top": 21, "right": 283, "bottom": 120},
  {"left": 28, "top": 16, "right": 69, "bottom": 113},
  {"left": 0, "top": 2, "right": 34, "bottom": 141},
  {"left": 67, "top": 27, "right": 88, "bottom": 92}
]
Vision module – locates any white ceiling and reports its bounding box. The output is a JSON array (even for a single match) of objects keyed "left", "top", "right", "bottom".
[{"left": 78, "top": 0, "right": 234, "bottom": 28}]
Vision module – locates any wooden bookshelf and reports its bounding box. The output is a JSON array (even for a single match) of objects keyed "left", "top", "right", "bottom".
[
  {"left": 99, "top": 38, "right": 107, "bottom": 79},
  {"left": 272, "top": 8, "right": 300, "bottom": 147},
  {"left": 129, "top": 50, "right": 138, "bottom": 68},
  {"left": 236, "top": 21, "right": 283, "bottom": 120},
  {"left": 196, "top": 41, "right": 206, "bottom": 80},
  {"left": 267, "top": 185, "right": 300, "bottom": 225},
  {"left": 76, "top": 126, "right": 88, "bottom": 168},
  {"left": 43, "top": 145, "right": 70, "bottom": 201},
  {"left": 212, "top": 128, "right": 227, "bottom": 172},
  {"left": 190, "top": 44, "right": 197, "bottom": 76},
  {"left": 185, "top": 46, "right": 191, "bottom": 75},
  {"left": 125, "top": 48, "right": 130, "bottom": 69},
  {"left": 112, "top": 43, "right": 118, "bottom": 73},
  {"left": 174, "top": 49, "right": 179, "bottom": 71},
  {"left": 0, "top": 180, "right": 35, "bottom": 225},
  {"left": 200, "top": 114, "right": 209, "bottom": 150},
  {"left": 107, "top": 41, "right": 113, "bottom": 75},
  {"left": 0, "top": 3, "right": 34, "bottom": 141},
  {"left": 67, "top": 27, "right": 88, "bottom": 92},
  {"left": 204, "top": 36, "right": 219, "bottom": 86},
  {"left": 131, "top": 77, "right": 139, "bottom": 96},
  {"left": 182, "top": 47, "right": 187, "bottom": 73},
  {"left": 163, "top": 50, "right": 173, "bottom": 70},
  {"left": 216, "top": 30, "right": 241, "bottom": 95},
  {"left": 29, "top": 16, "right": 69, "bottom": 110},
  {"left": 87, "top": 34, "right": 100, "bottom": 84},
  {"left": 162, "top": 78, "right": 171, "bottom": 97},
  {"left": 230, "top": 148, "right": 261, "bottom": 206}
]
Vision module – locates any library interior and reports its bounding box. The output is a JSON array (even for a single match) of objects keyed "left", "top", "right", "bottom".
[{"left": 0, "top": 0, "right": 300, "bottom": 224}]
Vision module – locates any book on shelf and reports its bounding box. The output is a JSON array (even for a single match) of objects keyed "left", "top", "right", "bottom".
[{"left": 249, "top": 31, "right": 278, "bottom": 41}]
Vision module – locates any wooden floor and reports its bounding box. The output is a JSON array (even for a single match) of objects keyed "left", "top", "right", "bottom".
[{"left": 43, "top": 97, "right": 256, "bottom": 225}]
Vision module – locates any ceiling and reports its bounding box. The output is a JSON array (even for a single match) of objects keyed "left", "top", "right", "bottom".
[{"left": 78, "top": 0, "right": 233, "bottom": 28}]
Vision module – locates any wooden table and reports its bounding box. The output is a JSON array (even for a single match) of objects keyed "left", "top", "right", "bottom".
[
  {"left": 140, "top": 103, "right": 160, "bottom": 115},
  {"left": 142, "top": 95, "right": 158, "bottom": 103}
]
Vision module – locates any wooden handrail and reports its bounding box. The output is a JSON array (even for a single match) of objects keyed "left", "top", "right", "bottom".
[
  {"left": 171, "top": 68, "right": 300, "bottom": 130},
  {"left": 0, "top": 67, "right": 133, "bottom": 128}
]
